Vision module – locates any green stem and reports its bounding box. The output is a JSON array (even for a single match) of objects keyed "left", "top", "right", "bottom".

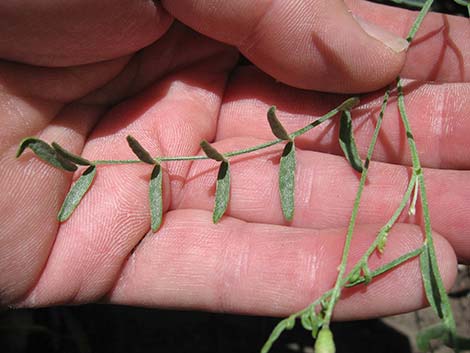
[
  {"left": 406, "top": 0, "right": 434, "bottom": 42},
  {"left": 322, "top": 89, "right": 391, "bottom": 327},
  {"left": 396, "top": 77, "right": 457, "bottom": 346},
  {"left": 91, "top": 99, "right": 353, "bottom": 166},
  {"left": 93, "top": 159, "right": 141, "bottom": 165},
  {"left": 261, "top": 246, "right": 424, "bottom": 353}
]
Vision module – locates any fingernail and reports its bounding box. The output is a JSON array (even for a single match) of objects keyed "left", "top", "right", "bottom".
[{"left": 353, "top": 15, "right": 409, "bottom": 53}]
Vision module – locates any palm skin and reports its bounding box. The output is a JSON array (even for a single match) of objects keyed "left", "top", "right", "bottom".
[{"left": 0, "top": 1, "right": 469, "bottom": 323}]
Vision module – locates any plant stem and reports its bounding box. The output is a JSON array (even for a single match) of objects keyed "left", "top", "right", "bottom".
[
  {"left": 322, "top": 89, "right": 391, "bottom": 327},
  {"left": 91, "top": 99, "right": 355, "bottom": 166},
  {"left": 405, "top": 0, "right": 434, "bottom": 42},
  {"left": 261, "top": 246, "right": 424, "bottom": 353},
  {"left": 396, "top": 77, "right": 457, "bottom": 346}
]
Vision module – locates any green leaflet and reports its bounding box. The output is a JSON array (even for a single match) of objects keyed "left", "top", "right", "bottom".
[
  {"left": 17, "top": 137, "right": 77, "bottom": 172},
  {"left": 267, "top": 106, "right": 290, "bottom": 140},
  {"left": 200, "top": 140, "right": 226, "bottom": 162},
  {"left": 149, "top": 164, "right": 163, "bottom": 232},
  {"left": 417, "top": 323, "right": 470, "bottom": 351},
  {"left": 279, "top": 141, "right": 296, "bottom": 222},
  {"left": 417, "top": 324, "right": 448, "bottom": 352},
  {"left": 339, "top": 111, "right": 363, "bottom": 173},
  {"left": 362, "top": 263, "right": 372, "bottom": 285},
  {"left": 52, "top": 142, "right": 91, "bottom": 166},
  {"left": 57, "top": 165, "right": 97, "bottom": 221},
  {"left": 213, "top": 161, "right": 230, "bottom": 223},
  {"left": 420, "top": 246, "right": 444, "bottom": 319},
  {"left": 337, "top": 97, "right": 360, "bottom": 112},
  {"left": 126, "top": 135, "right": 156, "bottom": 165}
]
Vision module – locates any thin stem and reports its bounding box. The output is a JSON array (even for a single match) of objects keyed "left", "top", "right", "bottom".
[
  {"left": 345, "top": 246, "right": 424, "bottom": 287},
  {"left": 90, "top": 99, "right": 352, "bottom": 166},
  {"left": 261, "top": 246, "right": 424, "bottom": 353},
  {"left": 322, "top": 89, "right": 391, "bottom": 327},
  {"left": 396, "top": 77, "right": 457, "bottom": 342},
  {"left": 406, "top": 0, "right": 434, "bottom": 42},
  {"left": 159, "top": 155, "right": 207, "bottom": 162},
  {"left": 93, "top": 159, "right": 142, "bottom": 165}
]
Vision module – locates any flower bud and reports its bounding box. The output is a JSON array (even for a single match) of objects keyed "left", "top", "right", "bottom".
[{"left": 314, "top": 328, "right": 335, "bottom": 353}]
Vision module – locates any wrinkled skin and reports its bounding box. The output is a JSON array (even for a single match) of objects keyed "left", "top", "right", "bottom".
[{"left": 0, "top": 1, "right": 469, "bottom": 320}]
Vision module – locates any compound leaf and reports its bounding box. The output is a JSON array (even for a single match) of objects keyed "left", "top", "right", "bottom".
[{"left": 58, "top": 165, "right": 96, "bottom": 221}]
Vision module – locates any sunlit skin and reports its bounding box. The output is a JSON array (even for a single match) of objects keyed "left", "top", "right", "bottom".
[{"left": 0, "top": 1, "right": 469, "bottom": 323}]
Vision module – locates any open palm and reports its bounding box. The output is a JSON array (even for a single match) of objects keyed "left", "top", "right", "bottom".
[{"left": 0, "top": 1, "right": 469, "bottom": 322}]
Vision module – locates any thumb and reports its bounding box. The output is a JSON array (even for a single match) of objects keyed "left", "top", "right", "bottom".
[{"left": 161, "top": 0, "right": 409, "bottom": 93}]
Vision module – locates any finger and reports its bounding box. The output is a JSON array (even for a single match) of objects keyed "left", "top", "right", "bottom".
[
  {"left": 161, "top": 0, "right": 409, "bottom": 93},
  {"left": 217, "top": 66, "right": 470, "bottom": 170},
  {"left": 178, "top": 137, "right": 470, "bottom": 262},
  {"left": 18, "top": 48, "right": 237, "bottom": 306},
  {"left": 0, "top": 103, "right": 103, "bottom": 304},
  {"left": 102, "top": 210, "right": 456, "bottom": 319},
  {"left": 80, "top": 23, "right": 239, "bottom": 106},
  {"left": 345, "top": 0, "right": 470, "bottom": 82},
  {"left": 0, "top": 0, "right": 173, "bottom": 66}
]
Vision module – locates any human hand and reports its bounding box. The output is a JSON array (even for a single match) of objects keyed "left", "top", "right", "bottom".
[{"left": 0, "top": 1, "right": 469, "bottom": 322}]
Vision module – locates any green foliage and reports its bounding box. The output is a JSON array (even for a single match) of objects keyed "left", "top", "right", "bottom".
[
  {"left": 149, "top": 164, "right": 163, "bottom": 232},
  {"left": 279, "top": 141, "right": 296, "bottom": 222},
  {"left": 17, "top": 137, "right": 78, "bottom": 172},
  {"left": 14, "top": 1, "right": 469, "bottom": 352},
  {"left": 126, "top": 135, "right": 156, "bottom": 165},
  {"left": 58, "top": 166, "right": 97, "bottom": 222},
  {"left": 213, "top": 161, "right": 231, "bottom": 223},
  {"left": 52, "top": 142, "right": 91, "bottom": 166},
  {"left": 267, "top": 106, "right": 291, "bottom": 141},
  {"left": 338, "top": 110, "right": 363, "bottom": 173}
]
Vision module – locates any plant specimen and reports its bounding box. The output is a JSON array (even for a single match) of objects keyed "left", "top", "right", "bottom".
[{"left": 15, "top": 0, "right": 470, "bottom": 352}]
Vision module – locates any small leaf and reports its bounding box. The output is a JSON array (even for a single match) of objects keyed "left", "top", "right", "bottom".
[
  {"left": 420, "top": 246, "right": 444, "bottom": 319},
  {"left": 149, "top": 164, "right": 163, "bottom": 232},
  {"left": 362, "top": 263, "right": 372, "bottom": 285},
  {"left": 337, "top": 97, "right": 360, "bottom": 112},
  {"left": 267, "top": 106, "right": 290, "bottom": 140},
  {"left": 279, "top": 141, "right": 296, "bottom": 221},
  {"left": 348, "top": 269, "right": 361, "bottom": 284},
  {"left": 200, "top": 140, "right": 226, "bottom": 162},
  {"left": 17, "top": 137, "right": 77, "bottom": 171},
  {"left": 52, "top": 142, "right": 91, "bottom": 165},
  {"left": 213, "top": 161, "right": 230, "bottom": 223},
  {"left": 339, "top": 110, "right": 363, "bottom": 173},
  {"left": 58, "top": 166, "right": 97, "bottom": 221},
  {"left": 310, "top": 315, "right": 323, "bottom": 339},
  {"left": 416, "top": 324, "right": 448, "bottom": 352},
  {"left": 301, "top": 313, "right": 313, "bottom": 331},
  {"left": 285, "top": 316, "right": 295, "bottom": 330},
  {"left": 126, "top": 135, "right": 155, "bottom": 165}
]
